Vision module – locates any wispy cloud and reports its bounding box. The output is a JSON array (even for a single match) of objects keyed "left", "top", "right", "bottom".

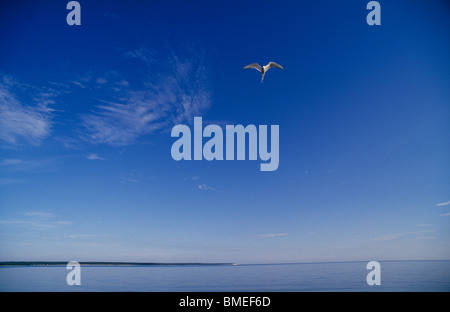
[
  {"left": 418, "top": 236, "right": 437, "bottom": 240},
  {"left": 257, "top": 233, "right": 288, "bottom": 239},
  {"left": 86, "top": 153, "right": 105, "bottom": 160},
  {"left": 55, "top": 136, "right": 81, "bottom": 150},
  {"left": 436, "top": 201, "right": 450, "bottom": 207},
  {"left": 0, "top": 211, "right": 70, "bottom": 229},
  {"left": 0, "top": 76, "right": 54, "bottom": 145},
  {"left": 81, "top": 45, "right": 211, "bottom": 146},
  {"left": 67, "top": 234, "right": 99, "bottom": 239},
  {"left": 370, "top": 230, "right": 434, "bottom": 241},
  {"left": 54, "top": 220, "right": 71, "bottom": 225},
  {"left": 96, "top": 77, "right": 108, "bottom": 85},
  {"left": 119, "top": 170, "right": 150, "bottom": 184},
  {"left": 439, "top": 213, "right": 450, "bottom": 217},
  {"left": 125, "top": 47, "right": 158, "bottom": 66},
  {"left": 0, "top": 158, "right": 25, "bottom": 165},
  {"left": 0, "top": 156, "right": 67, "bottom": 172},
  {"left": 82, "top": 95, "right": 170, "bottom": 145},
  {"left": 71, "top": 72, "right": 92, "bottom": 89},
  {"left": 198, "top": 184, "right": 215, "bottom": 191},
  {"left": 24, "top": 211, "right": 54, "bottom": 218},
  {"left": 184, "top": 176, "right": 200, "bottom": 182},
  {"left": 72, "top": 81, "right": 86, "bottom": 88},
  {"left": 0, "top": 178, "right": 24, "bottom": 185}
]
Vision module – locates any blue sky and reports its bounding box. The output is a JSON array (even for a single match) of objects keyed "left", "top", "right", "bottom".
[{"left": 0, "top": 0, "right": 449, "bottom": 263}]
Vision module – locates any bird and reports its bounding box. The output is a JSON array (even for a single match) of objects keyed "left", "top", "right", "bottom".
[{"left": 243, "top": 62, "right": 284, "bottom": 82}]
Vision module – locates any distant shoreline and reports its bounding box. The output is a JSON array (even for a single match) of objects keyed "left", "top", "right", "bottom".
[
  {"left": 1, "top": 259, "right": 447, "bottom": 267},
  {"left": 0, "top": 261, "right": 236, "bottom": 267}
]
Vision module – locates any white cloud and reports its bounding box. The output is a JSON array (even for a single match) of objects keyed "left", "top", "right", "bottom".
[
  {"left": 121, "top": 177, "right": 140, "bottom": 184},
  {"left": 119, "top": 170, "right": 148, "bottom": 184},
  {"left": 72, "top": 81, "right": 86, "bottom": 88},
  {"left": 257, "top": 233, "right": 288, "bottom": 238},
  {"left": 125, "top": 47, "right": 160, "bottom": 66},
  {"left": 116, "top": 80, "right": 129, "bottom": 87},
  {"left": 82, "top": 94, "right": 171, "bottom": 145},
  {"left": 0, "top": 77, "right": 53, "bottom": 145},
  {"left": 82, "top": 46, "right": 211, "bottom": 146},
  {"left": 23, "top": 211, "right": 54, "bottom": 218},
  {"left": 67, "top": 234, "right": 97, "bottom": 239},
  {"left": 198, "top": 184, "right": 215, "bottom": 191},
  {"left": 0, "top": 158, "right": 25, "bottom": 165},
  {"left": 437, "top": 201, "right": 450, "bottom": 207},
  {"left": 86, "top": 153, "right": 105, "bottom": 160},
  {"left": 0, "top": 178, "right": 23, "bottom": 185},
  {"left": 0, "top": 211, "right": 70, "bottom": 229},
  {"left": 439, "top": 213, "right": 450, "bottom": 217},
  {"left": 0, "top": 156, "right": 67, "bottom": 172},
  {"left": 418, "top": 236, "right": 437, "bottom": 240},
  {"left": 96, "top": 77, "right": 108, "bottom": 85},
  {"left": 371, "top": 230, "right": 434, "bottom": 241},
  {"left": 184, "top": 176, "right": 200, "bottom": 182},
  {"left": 55, "top": 136, "right": 81, "bottom": 150}
]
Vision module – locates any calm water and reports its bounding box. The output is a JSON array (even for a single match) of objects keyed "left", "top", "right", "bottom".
[{"left": 1, "top": 261, "right": 449, "bottom": 292}]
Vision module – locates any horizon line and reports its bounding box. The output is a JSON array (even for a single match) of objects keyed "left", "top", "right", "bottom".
[{"left": 1, "top": 259, "right": 449, "bottom": 267}]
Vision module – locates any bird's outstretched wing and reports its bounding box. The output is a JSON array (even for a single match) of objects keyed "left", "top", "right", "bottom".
[
  {"left": 243, "top": 63, "right": 262, "bottom": 72},
  {"left": 265, "top": 62, "right": 284, "bottom": 70}
]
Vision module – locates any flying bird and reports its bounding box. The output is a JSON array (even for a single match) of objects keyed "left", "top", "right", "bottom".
[{"left": 243, "top": 62, "right": 284, "bottom": 82}]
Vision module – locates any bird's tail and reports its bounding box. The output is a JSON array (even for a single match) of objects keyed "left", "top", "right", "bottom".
[{"left": 261, "top": 72, "right": 265, "bottom": 83}]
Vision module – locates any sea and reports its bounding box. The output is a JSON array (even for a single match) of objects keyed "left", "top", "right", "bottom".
[{"left": 0, "top": 260, "right": 449, "bottom": 292}]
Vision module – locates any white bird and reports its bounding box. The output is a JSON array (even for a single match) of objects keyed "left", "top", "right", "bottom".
[{"left": 243, "top": 62, "right": 284, "bottom": 82}]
